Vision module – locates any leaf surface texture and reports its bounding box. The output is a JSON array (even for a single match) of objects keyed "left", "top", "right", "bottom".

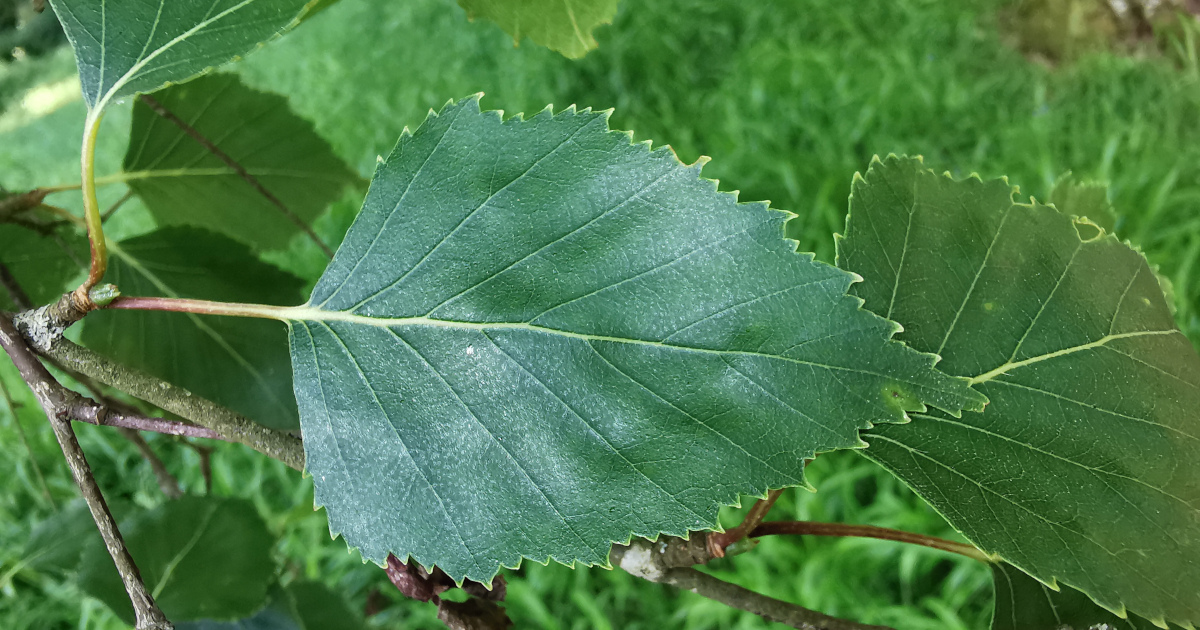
[
  {"left": 838, "top": 155, "right": 1200, "bottom": 628},
  {"left": 289, "top": 98, "right": 983, "bottom": 582}
]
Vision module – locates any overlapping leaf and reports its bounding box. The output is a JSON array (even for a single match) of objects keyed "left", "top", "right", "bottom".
[
  {"left": 288, "top": 97, "right": 983, "bottom": 582},
  {"left": 78, "top": 496, "right": 276, "bottom": 623},
  {"left": 992, "top": 562, "right": 1177, "bottom": 630},
  {"left": 457, "top": 0, "right": 618, "bottom": 58},
  {"left": 82, "top": 227, "right": 302, "bottom": 429},
  {"left": 123, "top": 73, "right": 358, "bottom": 251},
  {"left": 49, "top": 0, "right": 310, "bottom": 114},
  {"left": 837, "top": 155, "right": 1200, "bottom": 628},
  {"left": 24, "top": 500, "right": 132, "bottom": 576}
]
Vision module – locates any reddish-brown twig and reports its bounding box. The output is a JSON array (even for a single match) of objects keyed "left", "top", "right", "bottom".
[
  {"left": 707, "top": 488, "right": 784, "bottom": 558},
  {"left": 749, "top": 521, "right": 990, "bottom": 562}
]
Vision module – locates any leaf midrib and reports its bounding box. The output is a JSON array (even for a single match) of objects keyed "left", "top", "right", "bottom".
[
  {"left": 282, "top": 307, "right": 1185, "bottom": 394},
  {"left": 282, "top": 307, "right": 925, "bottom": 386}
]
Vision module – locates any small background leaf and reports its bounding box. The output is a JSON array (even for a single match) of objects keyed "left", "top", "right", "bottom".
[
  {"left": 837, "top": 155, "right": 1200, "bottom": 627},
  {"left": 49, "top": 0, "right": 309, "bottom": 112},
  {"left": 77, "top": 496, "right": 276, "bottom": 624},
  {"left": 124, "top": 73, "right": 359, "bottom": 251},
  {"left": 291, "top": 97, "right": 982, "bottom": 583},
  {"left": 81, "top": 227, "right": 303, "bottom": 429},
  {"left": 0, "top": 224, "right": 86, "bottom": 310},
  {"left": 457, "top": 0, "right": 618, "bottom": 58},
  {"left": 1050, "top": 171, "right": 1118, "bottom": 234}
]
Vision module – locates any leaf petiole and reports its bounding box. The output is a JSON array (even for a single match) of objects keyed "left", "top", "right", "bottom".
[
  {"left": 74, "top": 112, "right": 107, "bottom": 306},
  {"left": 106, "top": 296, "right": 295, "bottom": 321},
  {"left": 749, "top": 521, "right": 994, "bottom": 563}
]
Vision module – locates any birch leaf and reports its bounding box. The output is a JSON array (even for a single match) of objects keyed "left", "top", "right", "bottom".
[
  {"left": 123, "top": 73, "right": 358, "bottom": 251},
  {"left": 457, "top": 0, "right": 618, "bottom": 58},
  {"left": 50, "top": 0, "right": 308, "bottom": 114},
  {"left": 77, "top": 497, "right": 276, "bottom": 624},
  {"left": 286, "top": 97, "right": 984, "bottom": 583},
  {"left": 992, "top": 562, "right": 1178, "bottom": 630},
  {"left": 837, "top": 155, "right": 1200, "bottom": 629}
]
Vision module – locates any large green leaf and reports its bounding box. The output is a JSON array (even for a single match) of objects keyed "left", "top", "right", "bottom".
[
  {"left": 837, "top": 155, "right": 1200, "bottom": 628},
  {"left": 49, "top": 0, "right": 309, "bottom": 114},
  {"left": 0, "top": 224, "right": 86, "bottom": 310},
  {"left": 457, "top": 0, "right": 618, "bottom": 58},
  {"left": 82, "top": 227, "right": 302, "bottom": 429},
  {"left": 123, "top": 73, "right": 358, "bottom": 251},
  {"left": 287, "top": 97, "right": 983, "bottom": 583},
  {"left": 78, "top": 496, "right": 276, "bottom": 623},
  {"left": 992, "top": 562, "right": 1177, "bottom": 630}
]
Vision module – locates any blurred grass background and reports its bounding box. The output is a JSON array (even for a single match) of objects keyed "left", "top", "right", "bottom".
[{"left": 1, "top": 0, "right": 1199, "bottom": 628}]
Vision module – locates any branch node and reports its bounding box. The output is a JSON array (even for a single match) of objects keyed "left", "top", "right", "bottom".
[{"left": 14, "top": 290, "right": 99, "bottom": 350}]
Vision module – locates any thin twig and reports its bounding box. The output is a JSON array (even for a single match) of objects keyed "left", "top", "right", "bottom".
[
  {"left": 40, "top": 355, "right": 221, "bottom": 442},
  {"left": 0, "top": 314, "right": 172, "bottom": 630},
  {"left": 707, "top": 488, "right": 783, "bottom": 558},
  {"left": 29, "top": 333, "right": 305, "bottom": 470},
  {"left": 749, "top": 521, "right": 991, "bottom": 563},
  {"left": 0, "top": 188, "right": 49, "bottom": 221},
  {"left": 34, "top": 202, "right": 80, "bottom": 224},
  {"left": 101, "top": 190, "right": 134, "bottom": 223},
  {"left": 185, "top": 442, "right": 214, "bottom": 494},
  {"left": 612, "top": 538, "right": 893, "bottom": 630},
  {"left": 384, "top": 555, "right": 511, "bottom": 630},
  {"left": 137, "top": 94, "right": 334, "bottom": 258},
  {"left": 118, "top": 428, "right": 183, "bottom": 499},
  {"left": 69, "top": 403, "right": 226, "bottom": 439}
]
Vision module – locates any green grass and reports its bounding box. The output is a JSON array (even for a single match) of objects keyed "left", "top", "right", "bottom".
[{"left": 1, "top": 0, "right": 1199, "bottom": 628}]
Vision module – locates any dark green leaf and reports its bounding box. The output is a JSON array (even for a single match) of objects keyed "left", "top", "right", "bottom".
[
  {"left": 283, "top": 581, "right": 366, "bottom": 630},
  {"left": 992, "top": 562, "right": 1175, "bottom": 630},
  {"left": 78, "top": 496, "right": 276, "bottom": 623},
  {"left": 175, "top": 582, "right": 365, "bottom": 630},
  {"left": 81, "top": 227, "right": 303, "bottom": 429},
  {"left": 289, "top": 97, "right": 983, "bottom": 582},
  {"left": 0, "top": 224, "right": 86, "bottom": 310},
  {"left": 124, "top": 73, "right": 358, "bottom": 251},
  {"left": 457, "top": 0, "right": 618, "bottom": 58},
  {"left": 49, "top": 0, "right": 309, "bottom": 113},
  {"left": 23, "top": 499, "right": 131, "bottom": 575},
  {"left": 837, "top": 155, "right": 1200, "bottom": 628}
]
